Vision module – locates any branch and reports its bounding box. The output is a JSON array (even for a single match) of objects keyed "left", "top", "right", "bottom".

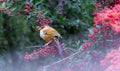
[
  {"left": 38, "top": 46, "right": 83, "bottom": 71},
  {"left": 25, "top": 45, "right": 43, "bottom": 48}
]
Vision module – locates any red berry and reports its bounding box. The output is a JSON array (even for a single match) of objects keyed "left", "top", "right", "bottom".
[
  {"left": 8, "top": 11, "right": 12, "bottom": 16},
  {"left": 38, "top": 17, "right": 43, "bottom": 21},
  {"left": 1, "top": 7, "right": 5, "bottom": 11},
  {"left": 3, "top": 0, "right": 7, "bottom": 2},
  {"left": 26, "top": 2, "right": 31, "bottom": 9},
  {"left": 88, "top": 33, "right": 94, "bottom": 38},
  {"left": 17, "top": 11, "right": 20, "bottom": 15},
  {"left": 13, "top": 0, "right": 16, "bottom": 2},
  {"left": 24, "top": 9, "right": 29, "bottom": 14},
  {"left": 93, "top": 27, "right": 98, "bottom": 33},
  {"left": 40, "top": 10, "right": 43, "bottom": 14}
]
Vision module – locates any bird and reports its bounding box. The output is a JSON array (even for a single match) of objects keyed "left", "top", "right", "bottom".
[{"left": 36, "top": 25, "right": 63, "bottom": 56}]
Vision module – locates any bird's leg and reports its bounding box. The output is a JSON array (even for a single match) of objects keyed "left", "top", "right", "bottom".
[{"left": 43, "top": 40, "right": 52, "bottom": 47}]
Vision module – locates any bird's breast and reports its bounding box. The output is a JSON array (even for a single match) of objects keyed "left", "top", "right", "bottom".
[
  {"left": 40, "top": 29, "right": 53, "bottom": 42},
  {"left": 40, "top": 30, "right": 44, "bottom": 39},
  {"left": 39, "top": 26, "right": 61, "bottom": 42}
]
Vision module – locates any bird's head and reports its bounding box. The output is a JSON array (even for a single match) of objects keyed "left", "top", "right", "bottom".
[{"left": 35, "top": 26, "right": 44, "bottom": 31}]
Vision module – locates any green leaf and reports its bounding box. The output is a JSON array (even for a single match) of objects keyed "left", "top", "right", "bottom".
[
  {"left": 59, "top": 15, "right": 64, "bottom": 23},
  {"left": 30, "top": 0, "right": 33, "bottom": 2},
  {"left": 2, "top": 2, "right": 6, "bottom": 7},
  {"left": 88, "top": 28, "right": 94, "bottom": 34},
  {"left": 11, "top": 7, "right": 17, "bottom": 12}
]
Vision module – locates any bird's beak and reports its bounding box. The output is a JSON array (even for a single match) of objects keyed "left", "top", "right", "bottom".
[{"left": 35, "top": 26, "right": 41, "bottom": 31}]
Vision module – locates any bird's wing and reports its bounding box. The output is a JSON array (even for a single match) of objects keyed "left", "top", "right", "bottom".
[{"left": 43, "top": 27, "right": 62, "bottom": 38}]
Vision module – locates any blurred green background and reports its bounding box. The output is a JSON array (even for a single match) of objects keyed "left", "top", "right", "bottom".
[
  {"left": 0, "top": 0, "right": 95, "bottom": 51},
  {"left": 0, "top": 0, "right": 95, "bottom": 71}
]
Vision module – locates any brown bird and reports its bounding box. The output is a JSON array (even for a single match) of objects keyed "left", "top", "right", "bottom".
[{"left": 36, "top": 25, "right": 63, "bottom": 56}]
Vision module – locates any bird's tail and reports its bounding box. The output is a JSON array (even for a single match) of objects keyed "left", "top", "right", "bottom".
[{"left": 54, "top": 39, "right": 63, "bottom": 56}]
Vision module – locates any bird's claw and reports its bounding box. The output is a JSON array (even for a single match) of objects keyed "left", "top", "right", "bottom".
[
  {"left": 43, "top": 43, "right": 49, "bottom": 47},
  {"left": 43, "top": 40, "right": 52, "bottom": 47}
]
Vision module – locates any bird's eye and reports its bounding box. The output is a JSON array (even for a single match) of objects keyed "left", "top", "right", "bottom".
[
  {"left": 44, "top": 32, "right": 47, "bottom": 35},
  {"left": 54, "top": 36, "right": 59, "bottom": 39}
]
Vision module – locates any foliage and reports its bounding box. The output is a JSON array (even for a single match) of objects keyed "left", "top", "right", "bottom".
[
  {"left": 0, "top": 0, "right": 95, "bottom": 49},
  {"left": 0, "top": 0, "right": 95, "bottom": 71},
  {"left": 1, "top": 0, "right": 120, "bottom": 71}
]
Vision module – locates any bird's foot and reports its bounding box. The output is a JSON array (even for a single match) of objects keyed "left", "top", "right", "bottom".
[{"left": 43, "top": 40, "right": 52, "bottom": 47}]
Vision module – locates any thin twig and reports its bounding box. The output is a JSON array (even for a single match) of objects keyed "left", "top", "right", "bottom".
[{"left": 25, "top": 45, "right": 43, "bottom": 48}]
